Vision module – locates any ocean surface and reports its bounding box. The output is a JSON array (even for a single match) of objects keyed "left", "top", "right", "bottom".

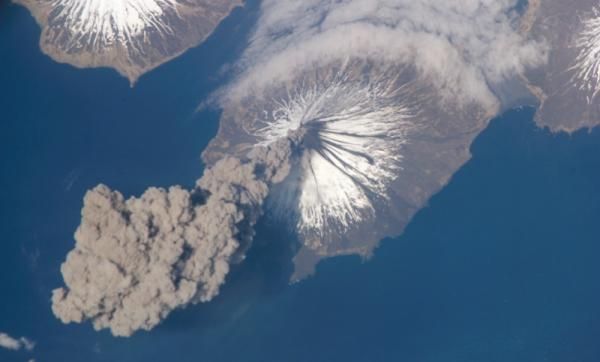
[{"left": 1, "top": 2, "right": 600, "bottom": 362}]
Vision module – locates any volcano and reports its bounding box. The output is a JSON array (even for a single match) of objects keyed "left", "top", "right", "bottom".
[
  {"left": 15, "top": 0, "right": 242, "bottom": 84},
  {"left": 205, "top": 58, "right": 494, "bottom": 279}
]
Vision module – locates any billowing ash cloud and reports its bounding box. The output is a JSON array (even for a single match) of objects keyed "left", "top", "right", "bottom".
[
  {"left": 226, "top": 0, "right": 547, "bottom": 108},
  {"left": 0, "top": 332, "right": 35, "bottom": 351},
  {"left": 52, "top": 137, "right": 297, "bottom": 337}
]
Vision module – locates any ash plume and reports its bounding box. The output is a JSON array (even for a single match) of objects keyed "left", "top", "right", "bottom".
[{"left": 51, "top": 137, "right": 297, "bottom": 337}]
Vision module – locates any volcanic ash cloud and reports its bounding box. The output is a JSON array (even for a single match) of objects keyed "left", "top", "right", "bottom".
[{"left": 51, "top": 138, "right": 296, "bottom": 337}]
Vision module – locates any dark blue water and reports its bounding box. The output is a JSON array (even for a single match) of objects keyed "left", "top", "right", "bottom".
[{"left": 1, "top": 3, "right": 600, "bottom": 362}]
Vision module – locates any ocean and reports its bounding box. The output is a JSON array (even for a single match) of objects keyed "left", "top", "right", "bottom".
[{"left": 1, "top": 2, "right": 599, "bottom": 362}]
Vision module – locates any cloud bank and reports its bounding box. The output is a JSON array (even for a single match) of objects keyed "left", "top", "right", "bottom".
[
  {"left": 52, "top": 137, "right": 297, "bottom": 337},
  {"left": 226, "top": 0, "right": 547, "bottom": 109},
  {"left": 0, "top": 332, "right": 35, "bottom": 351}
]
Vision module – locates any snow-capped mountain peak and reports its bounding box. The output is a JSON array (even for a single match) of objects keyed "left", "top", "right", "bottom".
[{"left": 16, "top": 0, "right": 242, "bottom": 84}]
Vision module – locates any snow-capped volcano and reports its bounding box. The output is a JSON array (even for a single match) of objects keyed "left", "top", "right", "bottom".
[
  {"left": 572, "top": 6, "right": 600, "bottom": 102},
  {"left": 15, "top": 0, "right": 242, "bottom": 84},
  {"left": 204, "top": 58, "right": 493, "bottom": 279},
  {"left": 250, "top": 67, "right": 415, "bottom": 249},
  {"left": 522, "top": 0, "right": 600, "bottom": 131},
  {"left": 48, "top": 0, "right": 179, "bottom": 42}
]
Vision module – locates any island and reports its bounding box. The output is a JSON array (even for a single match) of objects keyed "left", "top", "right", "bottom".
[
  {"left": 14, "top": 0, "right": 243, "bottom": 85},
  {"left": 203, "top": 0, "right": 600, "bottom": 280},
  {"left": 203, "top": 58, "right": 498, "bottom": 281},
  {"left": 524, "top": 0, "right": 600, "bottom": 132}
]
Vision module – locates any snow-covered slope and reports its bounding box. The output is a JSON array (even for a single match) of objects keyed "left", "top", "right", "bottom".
[
  {"left": 15, "top": 0, "right": 242, "bottom": 84},
  {"left": 573, "top": 6, "right": 600, "bottom": 103},
  {"left": 252, "top": 67, "right": 414, "bottom": 248}
]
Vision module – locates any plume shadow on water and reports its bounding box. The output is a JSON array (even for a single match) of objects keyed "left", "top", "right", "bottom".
[{"left": 158, "top": 218, "right": 299, "bottom": 333}]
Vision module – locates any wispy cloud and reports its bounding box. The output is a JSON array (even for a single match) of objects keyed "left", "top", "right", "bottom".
[
  {"left": 0, "top": 332, "right": 35, "bottom": 351},
  {"left": 226, "top": 0, "right": 547, "bottom": 109}
]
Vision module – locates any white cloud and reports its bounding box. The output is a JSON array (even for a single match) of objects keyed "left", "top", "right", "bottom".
[
  {"left": 0, "top": 332, "right": 35, "bottom": 351},
  {"left": 225, "top": 0, "right": 547, "bottom": 109}
]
